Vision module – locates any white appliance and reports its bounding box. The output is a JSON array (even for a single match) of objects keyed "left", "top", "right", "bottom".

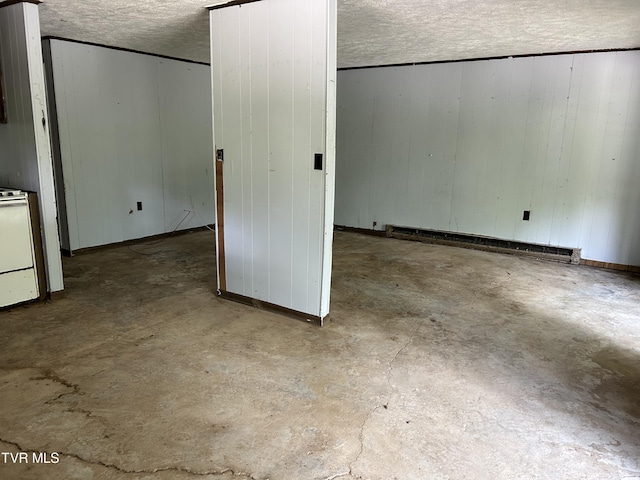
[{"left": 0, "top": 188, "right": 40, "bottom": 307}]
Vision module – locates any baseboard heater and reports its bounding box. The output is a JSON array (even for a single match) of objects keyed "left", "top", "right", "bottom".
[{"left": 386, "top": 225, "right": 581, "bottom": 265}]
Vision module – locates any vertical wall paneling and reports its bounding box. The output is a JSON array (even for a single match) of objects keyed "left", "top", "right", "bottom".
[
  {"left": 335, "top": 50, "right": 640, "bottom": 266},
  {"left": 46, "top": 39, "right": 214, "bottom": 251},
  {"left": 42, "top": 40, "right": 70, "bottom": 252},
  {"left": 248, "top": 4, "right": 270, "bottom": 300},
  {"left": 613, "top": 54, "right": 640, "bottom": 266},
  {"left": 157, "top": 59, "right": 215, "bottom": 233},
  {"left": 0, "top": 3, "right": 64, "bottom": 292},
  {"left": 291, "top": 0, "right": 313, "bottom": 313},
  {"left": 210, "top": 0, "right": 336, "bottom": 320},
  {"left": 319, "top": 0, "right": 337, "bottom": 317}
]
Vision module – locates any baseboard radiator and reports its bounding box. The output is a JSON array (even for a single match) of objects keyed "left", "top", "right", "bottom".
[{"left": 385, "top": 225, "right": 581, "bottom": 265}]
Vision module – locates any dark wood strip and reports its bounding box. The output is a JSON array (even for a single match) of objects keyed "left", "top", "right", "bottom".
[
  {"left": 338, "top": 47, "right": 640, "bottom": 72},
  {"left": 215, "top": 158, "right": 226, "bottom": 291},
  {"left": 42, "top": 36, "right": 210, "bottom": 66},
  {"left": 0, "top": 1, "right": 42, "bottom": 8},
  {"left": 218, "top": 290, "right": 325, "bottom": 326},
  {"left": 207, "top": 0, "right": 262, "bottom": 11},
  {"left": 580, "top": 259, "right": 640, "bottom": 273},
  {"left": 69, "top": 226, "right": 215, "bottom": 256},
  {"left": 334, "top": 225, "right": 387, "bottom": 237}
]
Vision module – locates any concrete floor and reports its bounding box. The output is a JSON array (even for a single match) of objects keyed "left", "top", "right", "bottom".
[{"left": 1, "top": 230, "right": 639, "bottom": 480}]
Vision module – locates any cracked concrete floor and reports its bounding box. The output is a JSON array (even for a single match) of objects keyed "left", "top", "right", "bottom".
[{"left": 1, "top": 230, "right": 639, "bottom": 480}]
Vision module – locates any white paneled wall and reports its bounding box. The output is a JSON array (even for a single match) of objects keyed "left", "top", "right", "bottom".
[
  {"left": 210, "top": 0, "right": 336, "bottom": 319},
  {"left": 335, "top": 51, "right": 640, "bottom": 266},
  {"left": 0, "top": 3, "right": 64, "bottom": 292},
  {"left": 46, "top": 39, "right": 214, "bottom": 251}
]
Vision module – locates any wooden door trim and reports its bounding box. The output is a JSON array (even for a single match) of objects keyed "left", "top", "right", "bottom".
[{"left": 215, "top": 156, "right": 226, "bottom": 291}]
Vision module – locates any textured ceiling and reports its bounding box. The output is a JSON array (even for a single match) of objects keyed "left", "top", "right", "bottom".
[{"left": 29, "top": 0, "right": 640, "bottom": 68}]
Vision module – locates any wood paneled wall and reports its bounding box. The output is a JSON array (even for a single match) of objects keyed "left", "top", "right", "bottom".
[
  {"left": 45, "top": 39, "right": 214, "bottom": 252},
  {"left": 335, "top": 51, "right": 640, "bottom": 266},
  {"left": 210, "top": 0, "right": 336, "bottom": 318},
  {"left": 0, "top": 3, "right": 64, "bottom": 292}
]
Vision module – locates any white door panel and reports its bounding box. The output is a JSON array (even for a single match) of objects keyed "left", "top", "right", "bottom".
[{"left": 210, "top": 0, "right": 336, "bottom": 321}]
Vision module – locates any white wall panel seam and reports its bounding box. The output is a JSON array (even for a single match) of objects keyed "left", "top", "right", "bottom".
[
  {"left": 602, "top": 52, "right": 634, "bottom": 261},
  {"left": 558, "top": 55, "right": 582, "bottom": 243},
  {"left": 266, "top": 0, "right": 271, "bottom": 302},
  {"left": 290, "top": 0, "right": 295, "bottom": 309},
  {"left": 238, "top": 14, "right": 245, "bottom": 294},
  {"left": 583, "top": 57, "right": 613, "bottom": 259},
  {"left": 621, "top": 54, "right": 640, "bottom": 264},
  {"left": 54, "top": 43, "right": 79, "bottom": 250},
  {"left": 404, "top": 67, "right": 415, "bottom": 225},
  {"left": 156, "top": 59, "right": 167, "bottom": 232},
  {"left": 492, "top": 60, "right": 512, "bottom": 237},
  {"left": 367, "top": 72, "right": 376, "bottom": 228},
  {"left": 575, "top": 56, "right": 603, "bottom": 258},
  {"left": 305, "top": 2, "right": 313, "bottom": 311},
  {"left": 550, "top": 56, "right": 575, "bottom": 244},
  {"left": 448, "top": 64, "right": 464, "bottom": 232},
  {"left": 596, "top": 54, "right": 619, "bottom": 261},
  {"left": 248, "top": 10, "right": 255, "bottom": 298},
  {"left": 210, "top": 12, "right": 221, "bottom": 291}
]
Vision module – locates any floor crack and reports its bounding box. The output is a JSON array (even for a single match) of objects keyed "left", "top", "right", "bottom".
[
  {"left": 0, "top": 437, "right": 260, "bottom": 478},
  {"left": 322, "top": 470, "right": 353, "bottom": 480},
  {"left": 345, "top": 319, "right": 425, "bottom": 479},
  {"left": 346, "top": 403, "right": 380, "bottom": 477},
  {"left": 386, "top": 319, "right": 425, "bottom": 397},
  {"left": 29, "top": 368, "right": 81, "bottom": 405}
]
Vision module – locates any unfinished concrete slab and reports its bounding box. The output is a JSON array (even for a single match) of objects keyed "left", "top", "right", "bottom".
[{"left": 0, "top": 230, "right": 638, "bottom": 479}]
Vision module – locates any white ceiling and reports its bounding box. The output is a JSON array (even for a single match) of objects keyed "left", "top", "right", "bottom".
[{"left": 30, "top": 0, "right": 640, "bottom": 68}]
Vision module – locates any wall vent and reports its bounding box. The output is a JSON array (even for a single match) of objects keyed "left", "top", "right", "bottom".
[{"left": 386, "top": 225, "right": 581, "bottom": 264}]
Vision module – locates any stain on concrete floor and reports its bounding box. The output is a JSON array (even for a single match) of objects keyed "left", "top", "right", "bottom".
[{"left": 0, "top": 230, "right": 639, "bottom": 479}]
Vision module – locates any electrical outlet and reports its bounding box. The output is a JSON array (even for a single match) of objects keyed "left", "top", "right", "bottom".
[
  {"left": 137, "top": 201, "right": 142, "bottom": 211},
  {"left": 523, "top": 210, "right": 530, "bottom": 221}
]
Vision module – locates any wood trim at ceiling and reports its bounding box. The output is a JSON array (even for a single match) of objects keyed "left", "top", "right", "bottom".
[
  {"left": 0, "top": 0, "right": 42, "bottom": 8},
  {"left": 338, "top": 47, "right": 640, "bottom": 71},
  {"left": 41, "top": 36, "right": 210, "bottom": 66},
  {"left": 207, "top": 0, "right": 262, "bottom": 11}
]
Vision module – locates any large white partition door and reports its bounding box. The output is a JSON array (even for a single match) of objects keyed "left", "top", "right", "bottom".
[{"left": 209, "top": 0, "right": 337, "bottom": 325}]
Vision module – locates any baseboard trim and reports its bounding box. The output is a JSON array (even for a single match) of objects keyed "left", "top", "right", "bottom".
[
  {"left": 48, "top": 291, "right": 66, "bottom": 301},
  {"left": 340, "top": 224, "right": 640, "bottom": 272},
  {"left": 580, "top": 259, "right": 640, "bottom": 273},
  {"left": 386, "top": 225, "right": 580, "bottom": 264},
  {"left": 68, "top": 226, "right": 215, "bottom": 256},
  {"left": 218, "top": 290, "right": 326, "bottom": 326},
  {"left": 334, "top": 225, "right": 387, "bottom": 237}
]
